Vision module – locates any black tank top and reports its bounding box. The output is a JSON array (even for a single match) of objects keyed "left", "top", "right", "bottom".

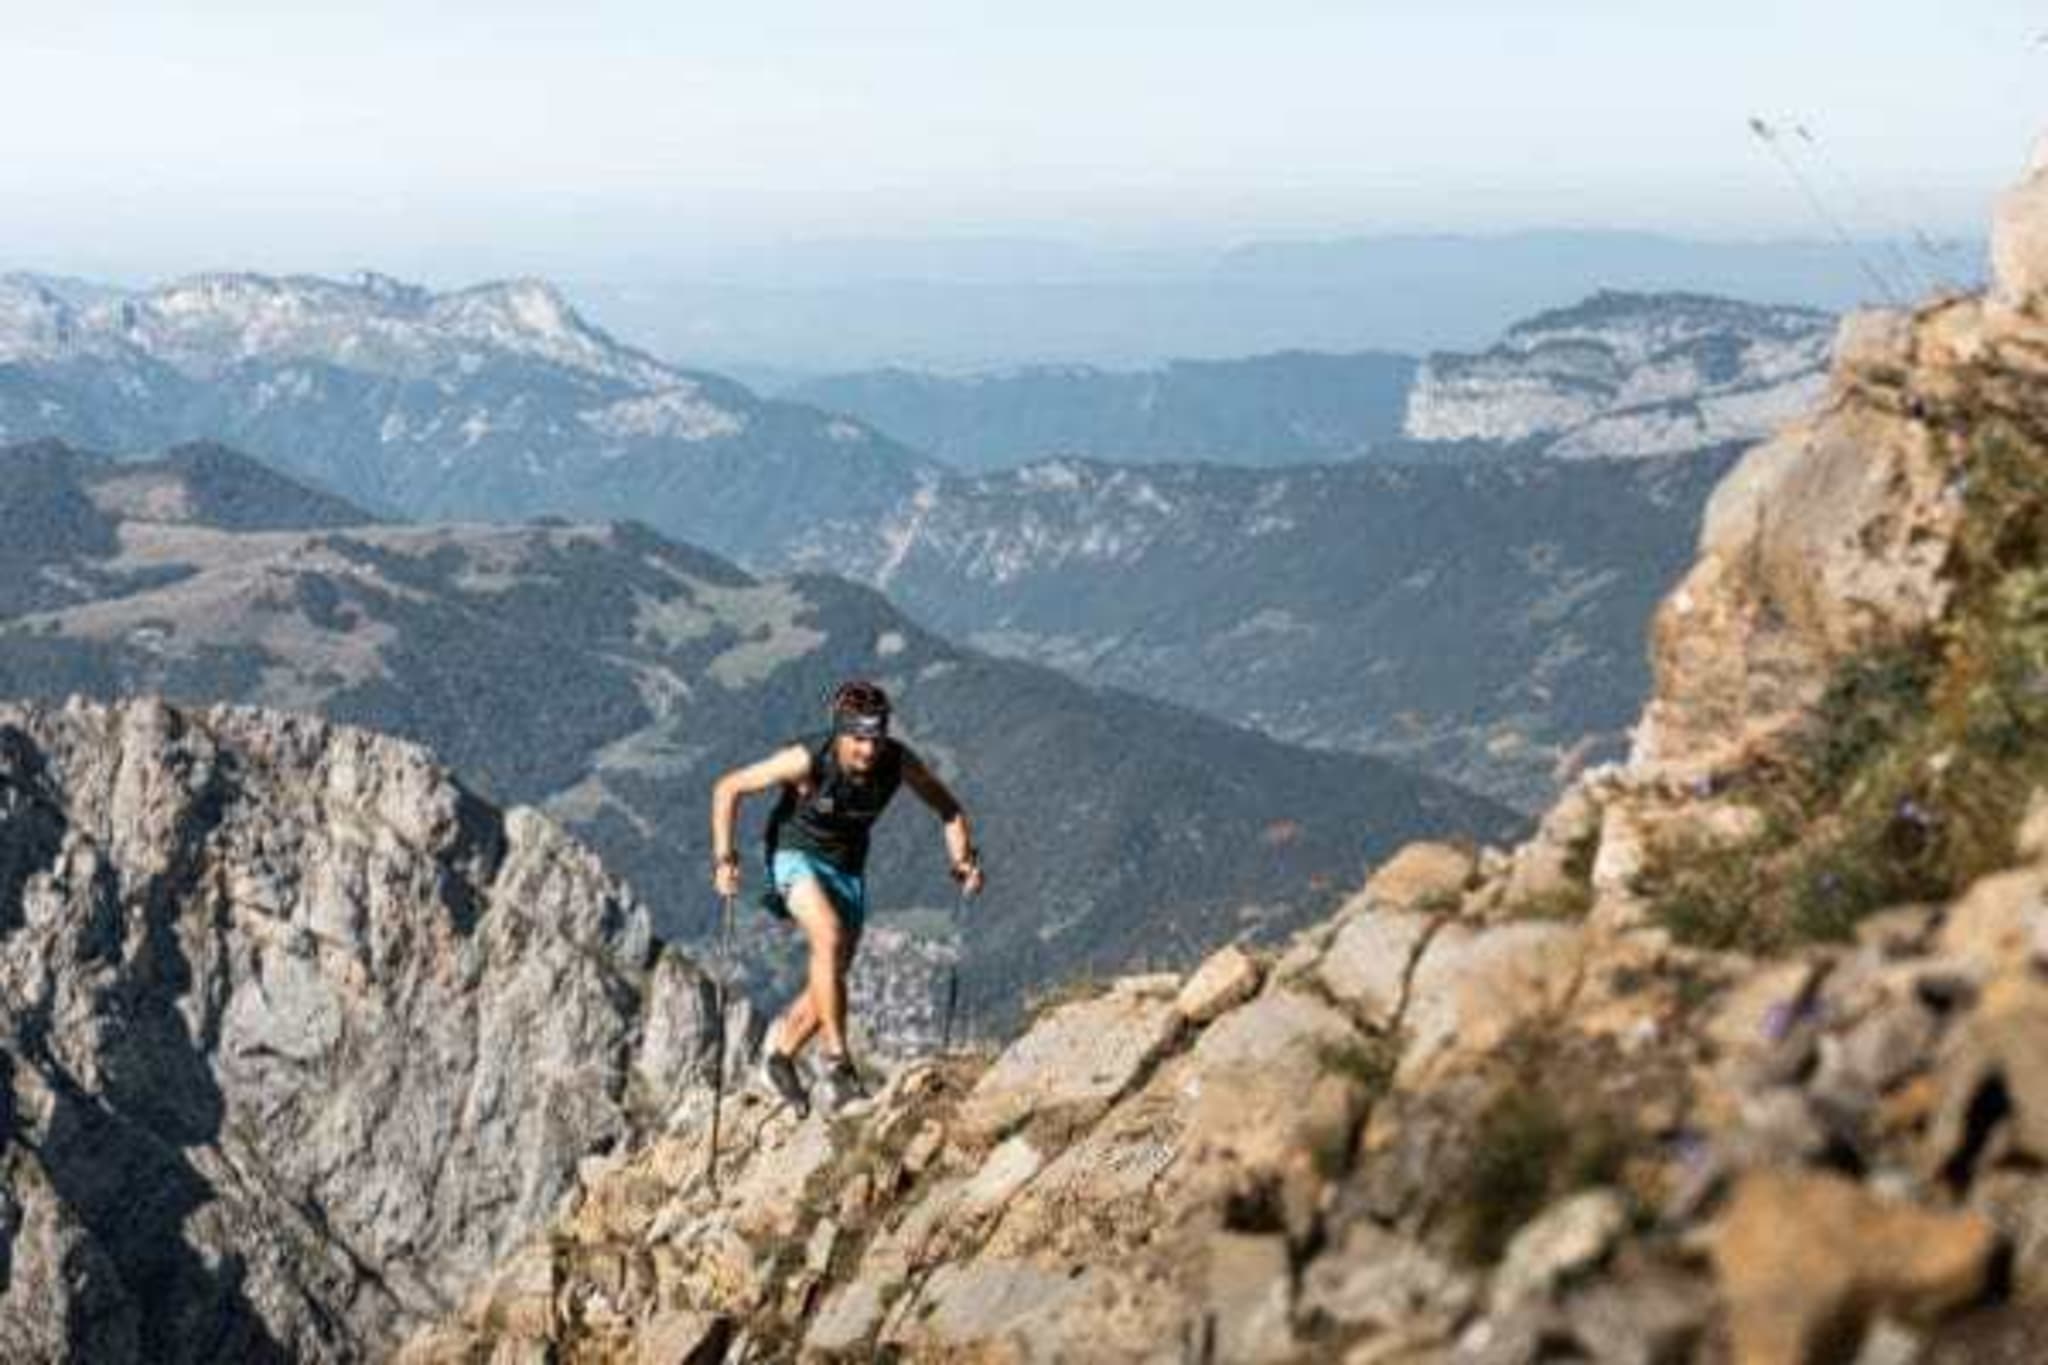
[{"left": 764, "top": 731, "right": 908, "bottom": 874}]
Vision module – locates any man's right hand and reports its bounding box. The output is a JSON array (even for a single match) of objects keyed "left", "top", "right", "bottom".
[{"left": 713, "top": 859, "right": 741, "bottom": 899}]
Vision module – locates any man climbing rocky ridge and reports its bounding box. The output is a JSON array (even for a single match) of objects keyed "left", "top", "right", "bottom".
[{"left": 393, "top": 141, "right": 2048, "bottom": 1362}]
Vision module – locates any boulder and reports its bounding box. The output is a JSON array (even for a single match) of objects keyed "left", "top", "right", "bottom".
[
  {"left": 1928, "top": 973, "right": 2048, "bottom": 1184},
  {"left": 956, "top": 988, "right": 1181, "bottom": 1142},
  {"left": 1488, "top": 1188, "right": 1629, "bottom": 1312},
  {"left": 1933, "top": 866, "right": 2048, "bottom": 980},
  {"left": 1299, "top": 1220, "right": 1475, "bottom": 1336},
  {"left": 1318, "top": 910, "right": 1438, "bottom": 1028},
  {"left": 884, "top": 1258, "right": 1084, "bottom": 1357},
  {"left": 1398, "top": 922, "right": 1589, "bottom": 1084},
  {"left": 1710, "top": 1169, "right": 1996, "bottom": 1365},
  {"left": 1203, "top": 1234, "right": 1298, "bottom": 1364},
  {"left": 1350, "top": 840, "right": 1478, "bottom": 915},
  {"left": 1992, "top": 139, "right": 2048, "bottom": 310},
  {"left": 1175, "top": 944, "right": 1263, "bottom": 1025},
  {"left": 1834, "top": 308, "right": 1915, "bottom": 380}
]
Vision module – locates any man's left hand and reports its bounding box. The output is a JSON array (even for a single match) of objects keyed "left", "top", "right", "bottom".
[{"left": 952, "top": 860, "right": 985, "bottom": 897}]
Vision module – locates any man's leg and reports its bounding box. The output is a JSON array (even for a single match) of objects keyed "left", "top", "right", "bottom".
[
  {"left": 775, "top": 992, "right": 819, "bottom": 1059},
  {"left": 784, "top": 875, "right": 853, "bottom": 1059}
]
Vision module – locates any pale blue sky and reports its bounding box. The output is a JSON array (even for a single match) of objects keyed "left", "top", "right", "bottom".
[{"left": 3, "top": 1, "right": 2043, "bottom": 280}]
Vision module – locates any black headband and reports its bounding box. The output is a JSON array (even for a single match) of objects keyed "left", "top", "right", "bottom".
[{"left": 834, "top": 711, "right": 888, "bottom": 739}]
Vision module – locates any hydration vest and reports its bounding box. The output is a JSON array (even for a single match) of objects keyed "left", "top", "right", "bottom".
[{"left": 763, "top": 731, "right": 907, "bottom": 875}]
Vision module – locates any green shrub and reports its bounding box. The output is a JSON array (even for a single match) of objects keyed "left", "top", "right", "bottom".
[{"left": 1446, "top": 1077, "right": 1628, "bottom": 1266}]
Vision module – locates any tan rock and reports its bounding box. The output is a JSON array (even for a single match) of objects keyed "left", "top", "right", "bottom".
[
  {"left": 1204, "top": 1234, "right": 1297, "bottom": 1364},
  {"left": 1175, "top": 943, "right": 1263, "bottom": 1024},
  {"left": 470, "top": 1244, "right": 558, "bottom": 1341},
  {"left": 726, "top": 1116, "right": 836, "bottom": 1239},
  {"left": 957, "top": 1135, "right": 1046, "bottom": 1219},
  {"left": 981, "top": 989, "right": 1363, "bottom": 1263},
  {"left": 1503, "top": 785, "right": 1603, "bottom": 915},
  {"left": 957, "top": 988, "right": 1181, "bottom": 1143},
  {"left": 1488, "top": 1188, "right": 1628, "bottom": 1312},
  {"left": 1701, "top": 956, "right": 1825, "bottom": 1051},
  {"left": 1633, "top": 383, "right": 1956, "bottom": 779},
  {"left": 900, "top": 1119, "right": 947, "bottom": 1177},
  {"left": 2015, "top": 787, "right": 2048, "bottom": 863},
  {"left": 884, "top": 1258, "right": 1084, "bottom": 1357},
  {"left": 1993, "top": 141, "right": 2048, "bottom": 309},
  {"left": 1935, "top": 865, "right": 2048, "bottom": 978},
  {"left": 1397, "top": 922, "right": 1589, "bottom": 1085},
  {"left": 1318, "top": 910, "right": 1437, "bottom": 1028},
  {"left": 1710, "top": 1169, "right": 1996, "bottom": 1365},
  {"left": 1176, "top": 989, "right": 1369, "bottom": 1172},
  {"left": 634, "top": 1310, "right": 730, "bottom": 1365},
  {"left": 1299, "top": 1221, "right": 1474, "bottom": 1335},
  {"left": 802, "top": 1274, "right": 892, "bottom": 1358},
  {"left": 1834, "top": 308, "right": 1915, "bottom": 380},
  {"left": 1352, "top": 840, "right": 1477, "bottom": 914},
  {"left": 1928, "top": 972, "right": 2048, "bottom": 1179}
]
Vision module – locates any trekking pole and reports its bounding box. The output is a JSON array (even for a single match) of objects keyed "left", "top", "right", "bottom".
[
  {"left": 705, "top": 891, "right": 736, "bottom": 1193},
  {"left": 939, "top": 876, "right": 969, "bottom": 1055}
]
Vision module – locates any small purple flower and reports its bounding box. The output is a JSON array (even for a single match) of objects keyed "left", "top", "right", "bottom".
[{"left": 1672, "top": 1131, "right": 1710, "bottom": 1170}]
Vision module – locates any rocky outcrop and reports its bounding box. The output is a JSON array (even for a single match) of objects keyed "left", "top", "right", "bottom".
[{"left": 0, "top": 697, "right": 714, "bottom": 1361}]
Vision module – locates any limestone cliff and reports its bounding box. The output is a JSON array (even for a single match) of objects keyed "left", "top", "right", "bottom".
[
  {"left": 398, "top": 142, "right": 2048, "bottom": 1364},
  {"left": 0, "top": 697, "right": 715, "bottom": 1362}
]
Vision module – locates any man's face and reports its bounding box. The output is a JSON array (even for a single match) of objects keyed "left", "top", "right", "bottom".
[{"left": 835, "top": 730, "right": 883, "bottom": 774}]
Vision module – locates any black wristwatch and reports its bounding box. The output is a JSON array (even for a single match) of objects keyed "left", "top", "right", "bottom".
[{"left": 713, "top": 851, "right": 741, "bottom": 872}]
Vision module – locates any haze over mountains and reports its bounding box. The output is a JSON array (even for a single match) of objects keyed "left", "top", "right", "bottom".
[{"left": 569, "top": 229, "right": 1976, "bottom": 374}]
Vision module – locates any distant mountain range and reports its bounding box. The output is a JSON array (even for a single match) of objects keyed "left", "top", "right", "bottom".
[
  {"left": 782, "top": 351, "right": 1417, "bottom": 470},
  {"left": 774, "top": 448, "right": 1743, "bottom": 811},
  {"left": 778, "top": 291, "right": 1831, "bottom": 473},
  {"left": 0, "top": 271, "right": 934, "bottom": 562},
  {"left": 0, "top": 271, "right": 1830, "bottom": 814},
  {"left": 0, "top": 437, "right": 1520, "bottom": 1021}
]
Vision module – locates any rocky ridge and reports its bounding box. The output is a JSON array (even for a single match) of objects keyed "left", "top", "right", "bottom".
[
  {"left": 1403, "top": 292, "right": 1833, "bottom": 460},
  {"left": 402, "top": 145, "right": 2048, "bottom": 1362},
  {"left": 0, "top": 696, "right": 716, "bottom": 1361}
]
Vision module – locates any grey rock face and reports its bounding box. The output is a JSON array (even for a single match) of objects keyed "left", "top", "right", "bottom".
[{"left": 0, "top": 696, "right": 711, "bottom": 1362}]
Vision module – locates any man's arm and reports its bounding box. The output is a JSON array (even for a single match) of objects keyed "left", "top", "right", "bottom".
[
  {"left": 901, "top": 750, "right": 984, "bottom": 895},
  {"left": 709, "top": 744, "right": 812, "bottom": 894}
]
